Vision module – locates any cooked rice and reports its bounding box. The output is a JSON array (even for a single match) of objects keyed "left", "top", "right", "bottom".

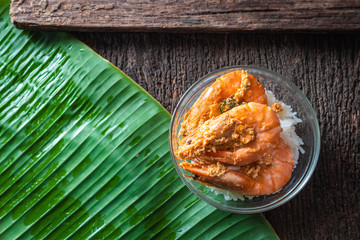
[
  {"left": 266, "top": 90, "right": 305, "bottom": 165},
  {"left": 209, "top": 89, "right": 304, "bottom": 201}
]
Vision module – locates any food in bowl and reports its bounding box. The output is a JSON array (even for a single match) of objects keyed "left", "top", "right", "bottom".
[{"left": 175, "top": 70, "right": 304, "bottom": 198}]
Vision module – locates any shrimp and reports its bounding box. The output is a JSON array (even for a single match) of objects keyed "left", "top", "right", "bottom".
[
  {"left": 179, "top": 70, "right": 267, "bottom": 139},
  {"left": 176, "top": 102, "right": 281, "bottom": 167},
  {"left": 180, "top": 139, "right": 294, "bottom": 196}
]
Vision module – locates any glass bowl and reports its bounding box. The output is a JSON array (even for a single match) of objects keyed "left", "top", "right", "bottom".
[{"left": 169, "top": 66, "right": 320, "bottom": 213}]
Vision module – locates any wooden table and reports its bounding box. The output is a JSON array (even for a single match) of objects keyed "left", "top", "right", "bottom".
[{"left": 74, "top": 32, "right": 360, "bottom": 239}]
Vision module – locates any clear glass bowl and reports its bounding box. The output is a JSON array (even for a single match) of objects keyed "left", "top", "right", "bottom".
[{"left": 169, "top": 66, "right": 320, "bottom": 213}]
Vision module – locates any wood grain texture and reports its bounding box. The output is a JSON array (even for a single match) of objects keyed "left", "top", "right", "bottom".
[
  {"left": 10, "top": 0, "right": 360, "bottom": 32},
  {"left": 73, "top": 31, "right": 360, "bottom": 239}
]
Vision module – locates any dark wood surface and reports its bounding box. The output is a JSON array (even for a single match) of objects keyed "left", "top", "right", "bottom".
[
  {"left": 73, "top": 31, "right": 360, "bottom": 239},
  {"left": 11, "top": 0, "right": 360, "bottom": 32}
]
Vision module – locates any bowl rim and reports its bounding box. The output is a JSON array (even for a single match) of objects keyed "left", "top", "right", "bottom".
[{"left": 169, "top": 65, "right": 320, "bottom": 213}]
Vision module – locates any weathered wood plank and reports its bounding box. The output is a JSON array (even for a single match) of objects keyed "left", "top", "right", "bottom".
[
  {"left": 10, "top": 0, "right": 360, "bottom": 32},
  {"left": 73, "top": 31, "right": 360, "bottom": 239}
]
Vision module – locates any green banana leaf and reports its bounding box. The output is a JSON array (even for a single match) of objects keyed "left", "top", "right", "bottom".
[{"left": 0, "top": 1, "right": 278, "bottom": 239}]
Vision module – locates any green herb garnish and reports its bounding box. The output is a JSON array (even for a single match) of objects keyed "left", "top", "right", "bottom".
[
  {"left": 220, "top": 100, "right": 226, "bottom": 113},
  {"left": 220, "top": 98, "right": 237, "bottom": 113},
  {"left": 227, "top": 98, "right": 236, "bottom": 108}
]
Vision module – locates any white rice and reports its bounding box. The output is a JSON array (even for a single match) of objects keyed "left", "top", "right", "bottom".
[
  {"left": 265, "top": 90, "right": 305, "bottom": 165},
  {"left": 209, "top": 90, "right": 304, "bottom": 201}
]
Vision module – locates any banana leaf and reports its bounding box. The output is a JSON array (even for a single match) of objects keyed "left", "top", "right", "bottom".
[{"left": 0, "top": 1, "right": 278, "bottom": 239}]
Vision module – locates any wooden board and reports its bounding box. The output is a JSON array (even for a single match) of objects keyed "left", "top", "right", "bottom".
[{"left": 10, "top": 0, "right": 360, "bottom": 32}]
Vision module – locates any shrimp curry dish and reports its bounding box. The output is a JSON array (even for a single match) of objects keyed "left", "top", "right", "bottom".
[{"left": 175, "top": 70, "right": 294, "bottom": 196}]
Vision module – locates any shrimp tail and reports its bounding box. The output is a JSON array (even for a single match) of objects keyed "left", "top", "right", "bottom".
[{"left": 180, "top": 161, "right": 256, "bottom": 194}]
